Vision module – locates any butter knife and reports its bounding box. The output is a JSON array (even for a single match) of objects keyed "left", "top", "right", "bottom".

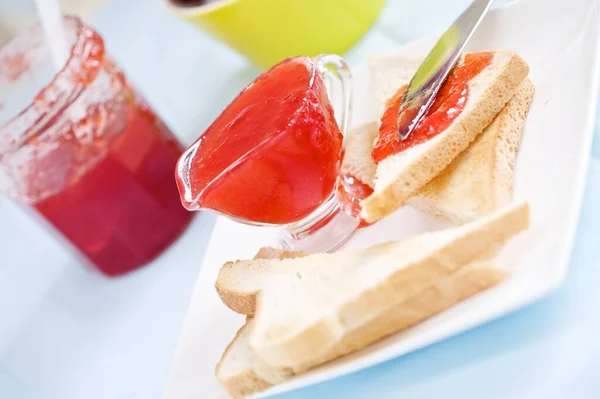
[{"left": 396, "top": 0, "right": 495, "bottom": 140}]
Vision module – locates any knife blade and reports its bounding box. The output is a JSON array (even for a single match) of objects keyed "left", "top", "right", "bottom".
[{"left": 396, "top": 0, "right": 495, "bottom": 140}]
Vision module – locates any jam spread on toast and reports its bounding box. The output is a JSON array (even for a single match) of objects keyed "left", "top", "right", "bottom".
[{"left": 372, "top": 52, "right": 493, "bottom": 163}]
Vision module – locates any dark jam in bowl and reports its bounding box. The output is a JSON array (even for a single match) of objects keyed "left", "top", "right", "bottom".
[{"left": 170, "top": 0, "right": 223, "bottom": 7}]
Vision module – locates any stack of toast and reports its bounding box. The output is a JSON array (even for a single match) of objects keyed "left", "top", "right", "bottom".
[{"left": 360, "top": 50, "right": 534, "bottom": 223}]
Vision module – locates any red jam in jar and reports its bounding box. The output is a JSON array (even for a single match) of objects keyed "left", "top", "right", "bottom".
[{"left": 0, "top": 17, "right": 192, "bottom": 276}]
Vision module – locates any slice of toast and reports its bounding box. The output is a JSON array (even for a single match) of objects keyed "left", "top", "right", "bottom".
[
  {"left": 216, "top": 260, "right": 505, "bottom": 399},
  {"left": 340, "top": 81, "right": 534, "bottom": 224},
  {"left": 216, "top": 202, "right": 529, "bottom": 382},
  {"left": 360, "top": 50, "right": 530, "bottom": 223},
  {"left": 409, "top": 79, "right": 535, "bottom": 223}
]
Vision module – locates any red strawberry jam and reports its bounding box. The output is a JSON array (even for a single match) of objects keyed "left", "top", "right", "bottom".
[
  {"left": 372, "top": 52, "right": 493, "bottom": 163},
  {"left": 176, "top": 56, "right": 343, "bottom": 225}
]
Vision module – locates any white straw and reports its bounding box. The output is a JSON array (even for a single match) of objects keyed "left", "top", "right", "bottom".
[{"left": 33, "top": 0, "right": 70, "bottom": 70}]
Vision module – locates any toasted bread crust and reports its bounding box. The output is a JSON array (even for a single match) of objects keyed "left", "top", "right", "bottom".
[
  {"left": 215, "top": 321, "right": 272, "bottom": 399},
  {"left": 216, "top": 248, "right": 308, "bottom": 315},
  {"left": 216, "top": 282, "right": 259, "bottom": 316}
]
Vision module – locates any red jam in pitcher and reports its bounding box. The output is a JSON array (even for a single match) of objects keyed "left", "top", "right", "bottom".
[
  {"left": 0, "top": 17, "right": 192, "bottom": 276},
  {"left": 176, "top": 56, "right": 343, "bottom": 225}
]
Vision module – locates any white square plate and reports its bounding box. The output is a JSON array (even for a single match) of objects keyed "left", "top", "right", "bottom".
[{"left": 163, "top": 0, "right": 600, "bottom": 397}]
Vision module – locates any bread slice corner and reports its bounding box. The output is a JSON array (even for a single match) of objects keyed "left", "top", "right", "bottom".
[
  {"left": 409, "top": 78, "right": 535, "bottom": 223},
  {"left": 216, "top": 248, "right": 309, "bottom": 316},
  {"left": 215, "top": 320, "right": 269, "bottom": 399}
]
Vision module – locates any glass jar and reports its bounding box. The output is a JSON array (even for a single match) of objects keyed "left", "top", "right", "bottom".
[{"left": 0, "top": 17, "right": 194, "bottom": 276}]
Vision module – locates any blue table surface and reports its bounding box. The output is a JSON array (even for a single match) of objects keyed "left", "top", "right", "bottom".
[{"left": 0, "top": 0, "right": 598, "bottom": 398}]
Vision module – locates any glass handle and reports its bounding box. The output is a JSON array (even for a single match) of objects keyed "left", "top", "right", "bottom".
[{"left": 313, "top": 54, "right": 353, "bottom": 139}]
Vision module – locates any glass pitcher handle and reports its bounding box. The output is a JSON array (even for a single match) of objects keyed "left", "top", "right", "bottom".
[{"left": 313, "top": 54, "right": 353, "bottom": 138}]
